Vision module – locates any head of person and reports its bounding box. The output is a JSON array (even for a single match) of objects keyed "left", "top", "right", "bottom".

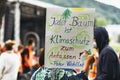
[
  {"left": 39, "top": 48, "right": 44, "bottom": 67},
  {"left": 27, "top": 39, "right": 35, "bottom": 47},
  {"left": 5, "top": 40, "right": 15, "bottom": 47},
  {"left": 94, "top": 27, "right": 109, "bottom": 53},
  {"left": 4, "top": 43, "right": 13, "bottom": 51},
  {"left": 18, "top": 45, "right": 24, "bottom": 53}
]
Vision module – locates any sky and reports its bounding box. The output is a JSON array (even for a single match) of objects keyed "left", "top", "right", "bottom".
[{"left": 96, "top": 0, "right": 120, "bottom": 9}]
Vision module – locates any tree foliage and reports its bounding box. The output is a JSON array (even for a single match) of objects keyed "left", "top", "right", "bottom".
[
  {"left": 95, "top": 17, "right": 108, "bottom": 27},
  {"left": 41, "top": 0, "right": 120, "bottom": 25},
  {"left": 62, "top": 9, "right": 71, "bottom": 20}
]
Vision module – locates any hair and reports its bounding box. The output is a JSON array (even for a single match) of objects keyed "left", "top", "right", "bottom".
[
  {"left": 18, "top": 45, "right": 24, "bottom": 51},
  {"left": 39, "top": 48, "right": 44, "bottom": 66},
  {"left": 21, "top": 48, "right": 29, "bottom": 65},
  {"left": 4, "top": 43, "right": 12, "bottom": 50},
  {"left": 28, "top": 39, "right": 34, "bottom": 45}
]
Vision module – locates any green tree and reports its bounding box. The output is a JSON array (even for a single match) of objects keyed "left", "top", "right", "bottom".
[
  {"left": 62, "top": 9, "right": 71, "bottom": 20},
  {"left": 118, "top": 34, "right": 120, "bottom": 43},
  {"left": 41, "top": 0, "right": 120, "bottom": 24},
  {"left": 95, "top": 17, "right": 108, "bottom": 27}
]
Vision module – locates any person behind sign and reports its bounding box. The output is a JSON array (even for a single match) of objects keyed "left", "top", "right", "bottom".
[
  {"left": 21, "top": 48, "right": 31, "bottom": 73},
  {"left": 31, "top": 48, "right": 95, "bottom": 80},
  {"left": 94, "top": 27, "right": 120, "bottom": 80},
  {"left": 25, "top": 39, "right": 35, "bottom": 69},
  {"left": 16, "top": 45, "right": 24, "bottom": 80}
]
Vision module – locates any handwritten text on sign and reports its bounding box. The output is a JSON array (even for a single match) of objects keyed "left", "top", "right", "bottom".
[{"left": 45, "top": 8, "right": 95, "bottom": 69}]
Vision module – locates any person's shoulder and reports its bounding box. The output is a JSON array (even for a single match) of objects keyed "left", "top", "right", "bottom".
[
  {"left": 32, "top": 67, "right": 43, "bottom": 76},
  {"left": 31, "top": 67, "right": 42, "bottom": 80},
  {"left": 54, "top": 68, "right": 76, "bottom": 79},
  {"left": 0, "top": 52, "right": 9, "bottom": 61},
  {"left": 0, "top": 52, "right": 8, "bottom": 57},
  {"left": 64, "top": 68, "right": 76, "bottom": 76},
  {"left": 101, "top": 45, "right": 115, "bottom": 54},
  {"left": 101, "top": 45, "right": 117, "bottom": 58},
  {"left": 31, "top": 67, "right": 48, "bottom": 80}
]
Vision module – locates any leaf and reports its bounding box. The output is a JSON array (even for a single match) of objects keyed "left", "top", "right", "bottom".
[{"left": 62, "top": 9, "right": 71, "bottom": 20}]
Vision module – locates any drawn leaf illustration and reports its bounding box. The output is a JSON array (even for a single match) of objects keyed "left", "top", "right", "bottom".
[{"left": 62, "top": 9, "right": 71, "bottom": 20}]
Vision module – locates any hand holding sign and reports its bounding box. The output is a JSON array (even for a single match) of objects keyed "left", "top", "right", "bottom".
[{"left": 83, "top": 52, "right": 95, "bottom": 75}]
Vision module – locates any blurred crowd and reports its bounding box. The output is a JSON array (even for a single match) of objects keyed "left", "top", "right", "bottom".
[{"left": 0, "top": 39, "right": 40, "bottom": 80}]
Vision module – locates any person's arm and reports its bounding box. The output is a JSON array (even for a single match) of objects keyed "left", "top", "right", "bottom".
[
  {"left": 83, "top": 54, "right": 95, "bottom": 75},
  {"left": 24, "top": 54, "right": 31, "bottom": 67}
]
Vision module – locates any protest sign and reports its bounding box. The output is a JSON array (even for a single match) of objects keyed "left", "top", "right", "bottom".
[{"left": 45, "top": 8, "right": 95, "bottom": 69}]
